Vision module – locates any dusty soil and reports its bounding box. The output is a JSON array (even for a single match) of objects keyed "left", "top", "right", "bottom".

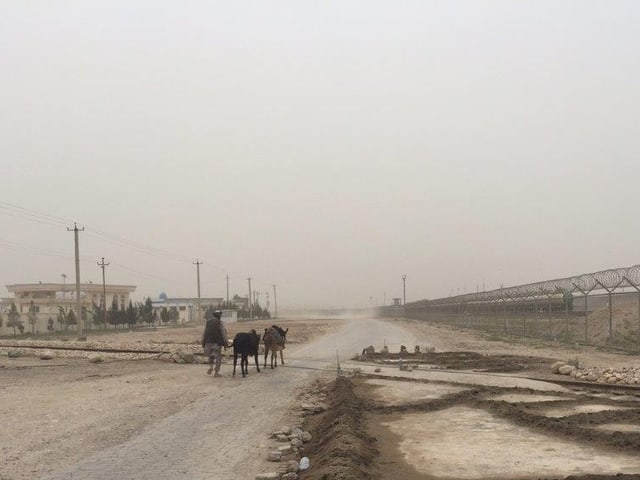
[
  {"left": 297, "top": 318, "right": 640, "bottom": 480},
  {"left": 0, "top": 318, "right": 340, "bottom": 480},
  {"left": 2, "top": 315, "right": 640, "bottom": 480},
  {"left": 358, "top": 350, "right": 552, "bottom": 373},
  {"left": 300, "top": 376, "right": 378, "bottom": 480},
  {"left": 302, "top": 374, "right": 640, "bottom": 480}
]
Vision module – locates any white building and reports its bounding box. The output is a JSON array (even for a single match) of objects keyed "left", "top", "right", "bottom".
[
  {"left": 151, "top": 296, "right": 225, "bottom": 324},
  {"left": 1, "top": 282, "right": 136, "bottom": 334}
]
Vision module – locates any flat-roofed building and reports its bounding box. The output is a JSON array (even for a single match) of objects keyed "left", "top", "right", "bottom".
[
  {"left": 1, "top": 282, "right": 136, "bottom": 334},
  {"left": 151, "top": 296, "right": 224, "bottom": 324}
]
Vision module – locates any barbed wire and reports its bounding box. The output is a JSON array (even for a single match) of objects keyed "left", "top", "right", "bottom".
[{"left": 418, "top": 264, "right": 640, "bottom": 307}]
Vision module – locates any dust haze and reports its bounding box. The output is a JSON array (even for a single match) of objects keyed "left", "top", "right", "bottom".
[{"left": 1, "top": 2, "right": 639, "bottom": 308}]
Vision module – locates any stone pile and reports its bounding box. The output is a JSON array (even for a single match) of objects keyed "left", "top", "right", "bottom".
[
  {"left": 551, "top": 361, "right": 640, "bottom": 385},
  {"left": 258, "top": 425, "right": 312, "bottom": 480}
]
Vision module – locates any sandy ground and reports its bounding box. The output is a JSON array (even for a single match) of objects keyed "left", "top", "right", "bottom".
[
  {"left": 0, "top": 318, "right": 341, "bottom": 480},
  {"left": 1, "top": 316, "right": 639, "bottom": 480}
]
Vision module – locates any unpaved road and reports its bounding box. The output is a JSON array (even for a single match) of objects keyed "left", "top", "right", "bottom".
[
  {"left": 4, "top": 317, "right": 638, "bottom": 480},
  {"left": 24, "top": 318, "right": 417, "bottom": 480}
]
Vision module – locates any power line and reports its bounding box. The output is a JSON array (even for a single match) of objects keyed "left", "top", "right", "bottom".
[{"left": 0, "top": 199, "right": 279, "bottom": 297}]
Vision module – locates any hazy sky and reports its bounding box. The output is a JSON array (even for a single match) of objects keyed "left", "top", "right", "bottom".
[{"left": 1, "top": 1, "right": 639, "bottom": 308}]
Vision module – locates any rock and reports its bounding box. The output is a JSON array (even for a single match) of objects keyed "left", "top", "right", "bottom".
[
  {"left": 291, "top": 427, "right": 303, "bottom": 439},
  {"left": 281, "top": 426, "right": 292, "bottom": 435},
  {"left": 374, "top": 367, "right": 381, "bottom": 373},
  {"left": 286, "top": 460, "right": 299, "bottom": 473},
  {"left": 271, "top": 431, "right": 285, "bottom": 438},
  {"left": 277, "top": 445, "right": 292, "bottom": 454},
  {"left": 290, "top": 438, "right": 303, "bottom": 448},
  {"left": 558, "top": 365, "right": 575, "bottom": 375},
  {"left": 276, "top": 435, "right": 289, "bottom": 442},
  {"left": 39, "top": 350, "right": 55, "bottom": 360},
  {"left": 313, "top": 403, "right": 327, "bottom": 413},
  {"left": 570, "top": 369, "right": 578, "bottom": 377},
  {"left": 551, "top": 361, "right": 565, "bottom": 374},
  {"left": 88, "top": 355, "right": 104, "bottom": 364},
  {"left": 266, "top": 451, "right": 282, "bottom": 462},
  {"left": 7, "top": 350, "right": 20, "bottom": 359},
  {"left": 158, "top": 353, "right": 174, "bottom": 363},
  {"left": 177, "top": 351, "right": 195, "bottom": 364},
  {"left": 281, "top": 473, "right": 298, "bottom": 480},
  {"left": 301, "top": 431, "right": 312, "bottom": 443},
  {"left": 170, "top": 353, "right": 184, "bottom": 364},
  {"left": 255, "top": 473, "right": 280, "bottom": 480}
]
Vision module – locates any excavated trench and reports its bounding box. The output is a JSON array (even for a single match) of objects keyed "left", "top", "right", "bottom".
[{"left": 300, "top": 352, "right": 640, "bottom": 480}]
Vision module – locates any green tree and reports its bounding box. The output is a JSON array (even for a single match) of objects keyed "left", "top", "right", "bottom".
[
  {"left": 90, "top": 302, "right": 104, "bottom": 328},
  {"left": 141, "top": 298, "right": 153, "bottom": 326},
  {"left": 66, "top": 309, "right": 77, "bottom": 328},
  {"left": 7, "top": 302, "right": 21, "bottom": 336},
  {"left": 169, "top": 307, "right": 179, "bottom": 324},
  {"left": 27, "top": 300, "right": 38, "bottom": 334},
  {"left": 126, "top": 300, "right": 138, "bottom": 327},
  {"left": 107, "top": 297, "right": 119, "bottom": 327},
  {"left": 47, "top": 317, "right": 54, "bottom": 331},
  {"left": 57, "top": 306, "right": 67, "bottom": 331},
  {"left": 160, "top": 307, "right": 169, "bottom": 325}
]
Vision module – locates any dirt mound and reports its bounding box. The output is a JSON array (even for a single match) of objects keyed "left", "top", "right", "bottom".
[
  {"left": 301, "top": 376, "right": 378, "bottom": 480},
  {"left": 358, "top": 350, "right": 550, "bottom": 373}
]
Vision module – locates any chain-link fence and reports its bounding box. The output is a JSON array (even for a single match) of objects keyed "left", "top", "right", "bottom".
[{"left": 379, "top": 265, "right": 640, "bottom": 351}]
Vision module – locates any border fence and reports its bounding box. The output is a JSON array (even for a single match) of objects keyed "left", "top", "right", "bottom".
[{"left": 379, "top": 265, "right": 640, "bottom": 351}]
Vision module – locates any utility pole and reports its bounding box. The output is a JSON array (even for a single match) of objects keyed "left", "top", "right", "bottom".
[
  {"left": 402, "top": 274, "right": 407, "bottom": 318},
  {"left": 272, "top": 284, "right": 278, "bottom": 319},
  {"left": 226, "top": 274, "right": 230, "bottom": 304},
  {"left": 247, "top": 277, "right": 253, "bottom": 320},
  {"left": 194, "top": 260, "right": 202, "bottom": 323},
  {"left": 97, "top": 257, "right": 109, "bottom": 328},
  {"left": 67, "top": 223, "right": 85, "bottom": 336}
]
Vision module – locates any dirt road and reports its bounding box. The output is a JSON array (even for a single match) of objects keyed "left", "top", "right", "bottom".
[
  {"left": 4, "top": 316, "right": 638, "bottom": 480},
  {"left": 27, "top": 318, "right": 413, "bottom": 480}
]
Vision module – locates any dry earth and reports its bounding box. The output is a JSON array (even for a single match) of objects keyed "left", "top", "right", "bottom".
[{"left": 1, "top": 315, "right": 639, "bottom": 480}]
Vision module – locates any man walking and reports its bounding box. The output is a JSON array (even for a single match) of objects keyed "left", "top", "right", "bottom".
[{"left": 202, "top": 310, "right": 228, "bottom": 377}]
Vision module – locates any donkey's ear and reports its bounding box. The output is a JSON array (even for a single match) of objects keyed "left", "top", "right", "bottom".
[{"left": 285, "top": 328, "right": 289, "bottom": 334}]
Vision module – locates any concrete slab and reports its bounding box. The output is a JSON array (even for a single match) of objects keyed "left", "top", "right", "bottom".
[
  {"left": 541, "top": 404, "right": 632, "bottom": 418},
  {"left": 344, "top": 362, "right": 570, "bottom": 392},
  {"left": 489, "top": 393, "right": 569, "bottom": 404},
  {"left": 594, "top": 423, "right": 640, "bottom": 434},
  {"left": 365, "top": 378, "right": 465, "bottom": 405},
  {"left": 382, "top": 407, "right": 640, "bottom": 479}
]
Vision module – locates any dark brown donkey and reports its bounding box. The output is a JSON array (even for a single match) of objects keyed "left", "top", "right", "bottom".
[{"left": 263, "top": 325, "right": 288, "bottom": 369}]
